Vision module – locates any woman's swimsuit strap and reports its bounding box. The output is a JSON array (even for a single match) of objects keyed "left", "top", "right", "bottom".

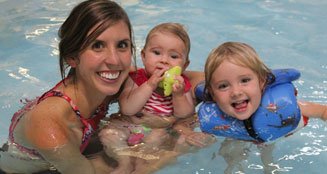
[{"left": 9, "top": 79, "right": 108, "bottom": 158}]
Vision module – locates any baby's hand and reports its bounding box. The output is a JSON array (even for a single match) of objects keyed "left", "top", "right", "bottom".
[
  {"left": 147, "top": 67, "right": 167, "bottom": 90},
  {"left": 159, "top": 66, "right": 182, "bottom": 96},
  {"left": 172, "top": 75, "right": 185, "bottom": 96}
]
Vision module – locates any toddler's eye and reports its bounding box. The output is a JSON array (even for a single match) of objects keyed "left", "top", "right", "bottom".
[
  {"left": 218, "top": 83, "right": 229, "bottom": 90},
  {"left": 241, "top": 77, "right": 251, "bottom": 84}
]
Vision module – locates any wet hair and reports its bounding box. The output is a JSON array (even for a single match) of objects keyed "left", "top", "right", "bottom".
[
  {"left": 58, "top": 0, "right": 135, "bottom": 81},
  {"left": 204, "top": 41, "right": 275, "bottom": 101},
  {"left": 143, "top": 22, "right": 191, "bottom": 64}
]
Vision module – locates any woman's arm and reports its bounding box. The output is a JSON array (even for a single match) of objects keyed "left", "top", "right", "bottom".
[{"left": 24, "top": 99, "right": 111, "bottom": 174}]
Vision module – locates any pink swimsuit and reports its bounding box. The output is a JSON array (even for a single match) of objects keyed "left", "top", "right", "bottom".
[{"left": 8, "top": 78, "right": 108, "bottom": 159}]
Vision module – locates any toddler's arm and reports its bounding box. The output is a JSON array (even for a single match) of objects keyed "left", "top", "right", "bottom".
[{"left": 298, "top": 100, "right": 327, "bottom": 120}]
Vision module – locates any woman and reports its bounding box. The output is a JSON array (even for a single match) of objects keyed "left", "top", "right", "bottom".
[{"left": 0, "top": 0, "right": 135, "bottom": 173}]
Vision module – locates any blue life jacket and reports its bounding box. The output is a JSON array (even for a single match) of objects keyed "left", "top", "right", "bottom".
[{"left": 196, "top": 69, "right": 307, "bottom": 142}]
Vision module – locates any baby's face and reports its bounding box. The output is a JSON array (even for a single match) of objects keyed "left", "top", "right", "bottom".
[
  {"left": 142, "top": 31, "right": 188, "bottom": 76},
  {"left": 209, "top": 60, "right": 263, "bottom": 120}
]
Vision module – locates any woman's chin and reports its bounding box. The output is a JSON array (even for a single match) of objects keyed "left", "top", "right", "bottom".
[{"left": 106, "top": 89, "right": 120, "bottom": 96}]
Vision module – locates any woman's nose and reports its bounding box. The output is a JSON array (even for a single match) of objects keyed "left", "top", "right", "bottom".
[{"left": 104, "top": 47, "right": 120, "bottom": 65}]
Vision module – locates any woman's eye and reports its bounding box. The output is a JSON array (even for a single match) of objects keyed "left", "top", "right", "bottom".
[
  {"left": 118, "top": 41, "right": 129, "bottom": 49},
  {"left": 91, "top": 41, "right": 104, "bottom": 51}
]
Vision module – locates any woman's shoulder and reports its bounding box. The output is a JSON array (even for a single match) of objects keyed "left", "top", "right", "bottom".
[
  {"left": 26, "top": 97, "right": 78, "bottom": 134},
  {"left": 19, "top": 98, "right": 76, "bottom": 151},
  {"left": 34, "top": 96, "right": 75, "bottom": 119}
]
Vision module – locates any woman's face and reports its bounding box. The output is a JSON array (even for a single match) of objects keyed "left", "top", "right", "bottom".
[
  {"left": 72, "top": 20, "right": 132, "bottom": 97},
  {"left": 209, "top": 60, "right": 264, "bottom": 120}
]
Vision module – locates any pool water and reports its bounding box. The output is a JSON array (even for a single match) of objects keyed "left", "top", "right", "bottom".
[{"left": 1, "top": 0, "right": 326, "bottom": 173}]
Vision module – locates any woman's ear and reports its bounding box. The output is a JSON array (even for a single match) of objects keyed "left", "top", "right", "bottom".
[{"left": 66, "top": 57, "right": 78, "bottom": 68}]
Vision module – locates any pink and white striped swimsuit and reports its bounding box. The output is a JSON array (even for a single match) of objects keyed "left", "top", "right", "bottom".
[{"left": 129, "top": 68, "right": 191, "bottom": 117}]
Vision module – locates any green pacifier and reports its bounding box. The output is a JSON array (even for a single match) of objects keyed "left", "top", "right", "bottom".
[{"left": 158, "top": 66, "right": 182, "bottom": 96}]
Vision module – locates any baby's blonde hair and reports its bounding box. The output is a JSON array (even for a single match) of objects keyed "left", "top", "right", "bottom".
[{"left": 204, "top": 42, "right": 274, "bottom": 100}]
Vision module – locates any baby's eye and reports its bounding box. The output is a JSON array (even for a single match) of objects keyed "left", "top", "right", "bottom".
[
  {"left": 153, "top": 50, "right": 160, "bottom": 55},
  {"left": 171, "top": 54, "right": 179, "bottom": 59},
  {"left": 91, "top": 41, "right": 105, "bottom": 51}
]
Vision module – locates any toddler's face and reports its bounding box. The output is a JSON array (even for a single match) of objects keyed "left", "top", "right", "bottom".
[
  {"left": 209, "top": 60, "right": 264, "bottom": 120},
  {"left": 142, "top": 31, "right": 188, "bottom": 75}
]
